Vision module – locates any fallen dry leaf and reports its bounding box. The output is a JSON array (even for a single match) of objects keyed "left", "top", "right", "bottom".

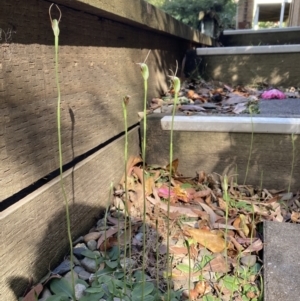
[
  {"left": 23, "top": 284, "right": 43, "bottom": 301},
  {"left": 291, "top": 211, "right": 300, "bottom": 223},
  {"left": 183, "top": 227, "right": 226, "bottom": 253},
  {"left": 242, "top": 238, "right": 263, "bottom": 253},
  {"left": 147, "top": 196, "right": 199, "bottom": 218},
  {"left": 203, "top": 254, "right": 229, "bottom": 273}
]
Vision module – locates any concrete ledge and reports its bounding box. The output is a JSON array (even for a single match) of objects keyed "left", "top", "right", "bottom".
[
  {"left": 224, "top": 26, "right": 300, "bottom": 35},
  {"left": 145, "top": 114, "right": 300, "bottom": 191},
  {"left": 161, "top": 116, "right": 300, "bottom": 134},
  {"left": 196, "top": 44, "right": 300, "bottom": 55},
  {"left": 0, "top": 128, "right": 139, "bottom": 300}
]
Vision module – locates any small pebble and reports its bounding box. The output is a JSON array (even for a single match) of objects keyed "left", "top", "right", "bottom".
[
  {"left": 84, "top": 232, "right": 101, "bottom": 243},
  {"left": 73, "top": 247, "right": 87, "bottom": 260},
  {"left": 74, "top": 266, "right": 85, "bottom": 274},
  {"left": 63, "top": 271, "right": 78, "bottom": 285},
  {"left": 87, "top": 240, "right": 97, "bottom": 251},
  {"left": 75, "top": 283, "right": 86, "bottom": 300},
  {"left": 52, "top": 259, "right": 73, "bottom": 275},
  {"left": 81, "top": 257, "right": 98, "bottom": 273},
  {"left": 241, "top": 255, "right": 257, "bottom": 267},
  {"left": 78, "top": 270, "right": 92, "bottom": 281}
]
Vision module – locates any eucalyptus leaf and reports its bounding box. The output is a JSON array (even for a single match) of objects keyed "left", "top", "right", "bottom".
[{"left": 49, "top": 278, "right": 74, "bottom": 298}]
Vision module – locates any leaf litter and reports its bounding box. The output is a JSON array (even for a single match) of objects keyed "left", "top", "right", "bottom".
[
  {"left": 148, "top": 79, "right": 300, "bottom": 116},
  {"left": 24, "top": 157, "right": 300, "bottom": 301}
]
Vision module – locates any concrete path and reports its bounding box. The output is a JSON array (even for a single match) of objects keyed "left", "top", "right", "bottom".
[
  {"left": 264, "top": 221, "right": 300, "bottom": 301},
  {"left": 257, "top": 99, "right": 300, "bottom": 117}
]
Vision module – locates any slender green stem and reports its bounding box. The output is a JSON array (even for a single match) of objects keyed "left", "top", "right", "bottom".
[
  {"left": 244, "top": 108, "right": 254, "bottom": 185},
  {"left": 122, "top": 96, "right": 132, "bottom": 290},
  {"left": 186, "top": 240, "right": 191, "bottom": 301},
  {"left": 155, "top": 219, "right": 159, "bottom": 298},
  {"left": 137, "top": 61, "right": 149, "bottom": 301},
  {"left": 167, "top": 75, "right": 180, "bottom": 300},
  {"left": 50, "top": 10, "right": 75, "bottom": 298},
  {"left": 141, "top": 78, "right": 148, "bottom": 301},
  {"left": 288, "top": 133, "right": 296, "bottom": 193},
  {"left": 104, "top": 182, "right": 113, "bottom": 258},
  {"left": 223, "top": 175, "right": 229, "bottom": 271}
]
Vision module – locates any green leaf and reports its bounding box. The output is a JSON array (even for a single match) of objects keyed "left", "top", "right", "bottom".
[
  {"left": 76, "top": 279, "right": 89, "bottom": 287},
  {"left": 79, "top": 292, "right": 104, "bottom": 301},
  {"left": 108, "top": 246, "right": 119, "bottom": 260},
  {"left": 133, "top": 270, "right": 145, "bottom": 282},
  {"left": 222, "top": 275, "right": 240, "bottom": 292},
  {"left": 81, "top": 249, "right": 101, "bottom": 259},
  {"left": 84, "top": 286, "right": 105, "bottom": 294},
  {"left": 49, "top": 278, "right": 73, "bottom": 298},
  {"left": 180, "top": 183, "right": 193, "bottom": 189},
  {"left": 105, "top": 260, "right": 119, "bottom": 269},
  {"left": 96, "top": 267, "right": 114, "bottom": 277},
  {"left": 203, "top": 294, "right": 221, "bottom": 301},
  {"left": 98, "top": 274, "right": 113, "bottom": 284},
  {"left": 114, "top": 271, "right": 125, "bottom": 279},
  {"left": 195, "top": 255, "right": 214, "bottom": 271},
  {"left": 132, "top": 295, "right": 154, "bottom": 301},
  {"left": 132, "top": 282, "right": 154, "bottom": 298},
  {"left": 46, "top": 294, "right": 69, "bottom": 301},
  {"left": 176, "top": 264, "right": 192, "bottom": 273}
]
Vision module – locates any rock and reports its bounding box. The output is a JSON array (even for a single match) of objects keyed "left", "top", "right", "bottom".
[
  {"left": 74, "top": 266, "right": 85, "bottom": 274},
  {"left": 72, "top": 255, "right": 81, "bottom": 266},
  {"left": 87, "top": 240, "right": 97, "bottom": 251},
  {"left": 52, "top": 259, "right": 74, "bottom": 275},
  {"left": 73, "top": 246, "right": 87, "bottom": 260},
  {"left": 72, "top": 236, "right": 84, "bottom": 245},
  {"left": 84, "top": 232, "right": 101, "bottom": 243},
  {"left": 241, "top": 255, "right": 257, "bottom": 267},
  {"left": 75, "top": 283, "right": 86, "bottom": 300},
  {"left": 81, "top": 257, "right": 98, "bottom": 273},
  {"left": 120, "top": 258, "right": 136, "bottom": 270},
  {"left": 113, "top": 197, "right": 125, "bottom": 210},
  {"left": 38, "top": 288, "right": 52, "bottom": 301},
  {"left": 202, "top": 103, "right": 217, "bottom": 109},
  {"left": 78, "top": 270, "right": 92, "bottom": 281},
  {"left": 63, "top": 271, "right": 78, "bottom": 285},
  {"left": 162, "top": 105, "right": 173, "bottom": 113}
]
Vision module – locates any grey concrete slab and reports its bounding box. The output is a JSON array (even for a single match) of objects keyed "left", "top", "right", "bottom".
[
  {"left": 258, "top": 99, "right": 300, "bottom": 117},
  {"left": 196, "top": 45, "right": 300, "bottom": 55},
  {"left": 264, "top": 221, "right": 300, "bottom": 301}
]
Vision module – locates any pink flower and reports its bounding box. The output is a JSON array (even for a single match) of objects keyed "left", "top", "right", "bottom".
[{"left": 261, "top": 89, "right": 285, "bottom": 100}]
